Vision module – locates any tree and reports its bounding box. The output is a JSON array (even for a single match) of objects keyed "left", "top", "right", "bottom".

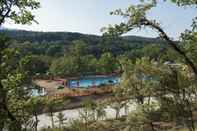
[
  {"left": 81, "top": 98, "right": 97, "bottom": 122},
  {"left": 46, "top": 45, "right": 64, "bottom": 56},
  {"left": 103, "top": 0, "right": 197, "bottom": 75},
  {"left": 95, "top": 103, "right": 106, "bottom": 121},
  {"left": 45, "top": 98, "right": 62, "bottom": 128},
  {"left": 49, "top": 56, "right": 79, "bottom": 76},
  {"left": 102, "top": 2, "right": 197, "bottom": 130},
  {"left": 26, "top": 97, "right": 44, "bottom": 131},
  {"left": 23, "top": 55, "right": 49, "bottom": 76},
  {"left": 69, "top": 40, "right": 88, "bottom": 56},
  {"left": 56, "top": 112, "right": 65, "bottom": 129},
  {"left": 140, "top": 44, "right": 163, "bottom": 60},
  {"left": 120, "top": 57, "right": 197, "bottom": 131},
  {"left": 0, "top": 36, "right": 33, "bottom": 130},
  {"left": 80, "top": 55, "right": 98, "bottom": 74},
  {"left": 0, "top": 0, "right": 40, "bottom": 130},
  {"left": 97, "top": 52, "right": 118, "bottom": 74},
  {"left": 69, "top": 40, "right": 89, "bottom": 74}
]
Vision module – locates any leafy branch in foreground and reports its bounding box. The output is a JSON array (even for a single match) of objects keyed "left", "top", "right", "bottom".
[
  {"left": 0, "top": 0, "right": 40, "bottom": 130},
  {"left": 0, "top": 0, "right": 40, "bottom": 26},
  {"left": 102, "top": 1, "right": 197, "bottom": 75}
]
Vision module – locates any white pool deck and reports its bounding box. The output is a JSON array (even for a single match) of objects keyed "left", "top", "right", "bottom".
[{"left": 37, "top": 102, "right": 138, "bottom": 129}]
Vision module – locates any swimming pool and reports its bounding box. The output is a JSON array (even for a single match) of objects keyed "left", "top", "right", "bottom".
[{"left": 68, "top": 76, "right": 120, "bottom": 88}]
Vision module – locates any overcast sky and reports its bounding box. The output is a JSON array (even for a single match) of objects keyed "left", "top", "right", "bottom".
[{"left": 3, "top": 0, "right": 197, "bottom": 39}]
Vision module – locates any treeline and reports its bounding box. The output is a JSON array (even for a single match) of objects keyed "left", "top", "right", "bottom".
[
  {"left": 0, "top": 29, "right": 174, "bottom": 77},
  {"left": 0, "top": 29, "right": 166, "bottom": 57},
  {"left": 0, "top": 29, "right": 163, "bottom": 43}
]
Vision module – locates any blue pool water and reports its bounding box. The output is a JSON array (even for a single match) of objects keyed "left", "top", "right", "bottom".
[{"left": 68, "top": 76, "right": 120, "bottom": 88}]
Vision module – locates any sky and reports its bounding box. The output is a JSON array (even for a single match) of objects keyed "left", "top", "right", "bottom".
[{"left": 3, "top": 0, "right": 197, "bottom": 39}]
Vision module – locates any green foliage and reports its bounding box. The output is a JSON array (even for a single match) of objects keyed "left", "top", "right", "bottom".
[
  {"left": 69, "top": 40, "right": 88, "bottom": 56},
  {"left": 182, "top": 31, "right": 197, "bottom": 67},
  {"left": 103, "top": 0, "right": 197, "bottom": 75},
  {"left": 102, "top": 2, "right": 155, "bottom": 36},
  {"left": 101, "top": 4, "right": 197, "bottom": 130},
  {"left": 0, "top": 0, "right": 40, "bottom": 129},
  {"left": 49, "top": 45, "right": 120, "bottom": 76},
  {"left": 46, "top": 44, "right": 64, "bottom": 56},
  {"left": 0, "top": 29, "right": 169, "bottom": 77},
  {"left": 49, "top": 56, "right": 79, "bottom": 76},
  {"left": 97, "top": 52, "right": 119, "bottom": 74},
  {"left": 0, "top": 29, "right": 165, "bottom": 57},
  {"left": 68, "top": 119, "right": 90, "bottom": 131},
  {"left": 80, "top": 55, "right": 98, "bottom": 73},
  {"left": 119, "top": 56, "right": 197, "bottom": 130},
  {"left": 169, "top": 0, "right": 197, "bottom": 6},
  {"left": 0, "top": 0, "right": 196, "bottom": 130},
  {"left": 0, "top": 35, "right": 34, "bottom": 130},
  {"left": 0, "top": 0, "right": 40, "bottom": 25},
  {"left": 22, "top": 55, "right": 50, "bottom": 76}
]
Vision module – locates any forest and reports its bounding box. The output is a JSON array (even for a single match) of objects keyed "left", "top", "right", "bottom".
[
  {"left": 0, "top": 0, "right": 197, "bottom": 131},
  {"left": 0, "top": 29, "right": 170, "bottom": 76}
]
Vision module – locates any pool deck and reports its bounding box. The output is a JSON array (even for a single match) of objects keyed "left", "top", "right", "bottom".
[{"left": 34, "top": 79, "right": 114, "bottom": 99}]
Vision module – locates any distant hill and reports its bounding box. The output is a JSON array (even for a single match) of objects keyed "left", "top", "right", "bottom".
[
  {"left": 0, "top": 29, "right": 162, "bottom": 44},
  {"left": 0, "top": 29, "right": 166, "bottom": 57}
]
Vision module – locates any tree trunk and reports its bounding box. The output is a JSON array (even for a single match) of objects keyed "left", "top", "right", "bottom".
[
  {"left": 34, "top": 112, "right": 38, "bottom": 131},
  {"left": 50, "top": 112, "right": 54, "bottom": 128},
  {"left": 115, "top": 109, "right": 120, "bottom": 119},
  {"left": 187, "top": 101, "right": 195, "bottom": 131},
  {"left": 150, "top": 122, "right": 156, "bottom": 131},
  {"left": 0, "top": 123, "right": 4, "bottom": 131}
]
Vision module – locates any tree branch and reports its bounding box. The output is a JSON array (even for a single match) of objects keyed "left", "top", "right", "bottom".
[
  {"left": 0, "top": 0, "right": 19, "bottom": 26},
  {"left": 140, "top": 18, "right": 197, "bottom": 76}
]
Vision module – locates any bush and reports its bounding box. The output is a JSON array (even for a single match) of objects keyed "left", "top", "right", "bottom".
[{"left": 57, "top": 86, "right": 64, "bottom": 90}]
